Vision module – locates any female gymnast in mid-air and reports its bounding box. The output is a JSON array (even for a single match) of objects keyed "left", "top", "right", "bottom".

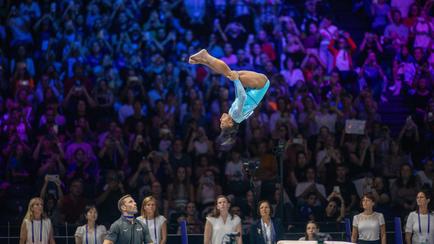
[{"left": 189, "top": 49, "right": 270, "bottom": 146}]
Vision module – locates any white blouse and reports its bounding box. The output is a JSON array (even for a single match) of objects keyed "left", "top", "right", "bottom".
[
  {"left": 24, "top": 218, "right": 52, "bottom": 244},
  {"left": 74, "top": 225, "right": 107, "bottom": 244},
  {"left": 137, "top": 215, "right": 166, "bottom": 244},
  {"left": 405, "top": 211, "right": 434, "bottom": 244},
  {"left": 207, "top": 215, "right": 241, "bottom": 244},
  {"left": 353, "top": 212, "right": 385, "bottom": 241}
]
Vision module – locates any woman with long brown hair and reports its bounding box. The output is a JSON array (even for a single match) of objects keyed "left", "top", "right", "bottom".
[
  {"left": 405, "top": 190, "right": 434, "bottom": 244},
  {"left": 137, "top": 196, "right": 167, "bottom": 244},
  {"left": 204, "top": 195, "right": 242, "bottom": 244},
  {"left": 298, "top": 221, "right": 332, "bottom": 241},
  {"left": 19, "top": 197, "right": 55, "bottom": 244}
]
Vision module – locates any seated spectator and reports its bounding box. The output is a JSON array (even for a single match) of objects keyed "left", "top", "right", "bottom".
[
  {"left": 403, "top": 3, "right": 420, "bottom": 27},
  {"left": 97, "top": 126, "right": 126, "bottom": 170},
  {"left": 11, "top": 62, "right": 35, "bottom": 94},
  {"left": 359, "top": 51, "right": 387, "bottom": 101},
  {"left": 37, "top": 107, "right": 66, "bottom": 137},
  {"left": 327, "top": 165, "right": 358, "bottom": 213},
  {"left": 371, "top": 0, "right": 391, "bottom": 33},
  {"left": 150, "top": 181, "right": 169, "bottom": 218},
  {"left": 194, "top": 154, "right": 219, "bottom": 180},
  {"left": 167, "top": 166, "right": 194, "bottom": 215},
  {"left": 411, "top": 9, "right": 432, "bottom": 50},
  {"left": 280, "top": 57, "right": 305, "bottom": 89},
  {"left": 128, "top": 121, "right": 151, "bottom": 169},
  {"left": 297, "top": 192, "right": 324, "bottom": 222},
  {"left": 371, "top": 177, "right": 392, "bottom": 217},
  {"left": 92, "top": 78, "right": 115, "bottom": 126},
  {"left": 36, "top": 153, "right": 66, "bottom": 181},
  {"left": 224, "top": 150, "right": 248, "bottom": 195},
  {"left": 299, "top": 221, "right": 332, "bottom": 241},
  {"left": 390, "top": 164, "right": 421, "bottom": 218},
  {"left": 322, "top": 191, "right": 345, "bottom": 222},
  {"left": 65, "top": 126, "right": 96, "bottom": 164},
  {"left": 384, "top": 9, "right": 409, "bottom": 44},
  {"left": 358, "top": 32, "right": 384, "bottom": 65},
  {"left": 187, "top": 126, "right": 214, "bottom": 156},
  {"left": 239, "top": 190, "right": 255, "bottom": 225},
  {"left": 382, "top": 140, "right": 409, "bottom": 178},
  {"left": 196, "top": 169, "right": 222, "bottom": 217},
  {"left": 295, "top": 166, "right": 327, "bottom": 200},
  {"left": 128, "top": 158, "right": 156, "bottom": 202},
  {"left": 398, "top": 116, "right": 420, "bottom": 159},
  {"left": 66, "top": 148, "right": 98, "bottom": 192},
  {"left": 372, "top": 126, "right": 392, "bottom": 165},
  {"left": 341, "top": 133, "right": 375, "bottom": 178},
  {"left": 95, "top": 171, "right": 125, "bottom": 226},
  {"left": 316, "top": 133, "right": 342, "bottom": 181},
  {"left": 416, "top": 159, "right": 433, "bottom": 188},
  {"left": 254, "top": 141, "right": 278, "bottom": 182},
  {"left": 58, "top": 179, "right": 88, "bottom": 224},
  {"left": 11, "top": 45, "right": 35, "bottom": 77},
  {"left": 6, "top": 142, "right": 31, "bottom": 183}
]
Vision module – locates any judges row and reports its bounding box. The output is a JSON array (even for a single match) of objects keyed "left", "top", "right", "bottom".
[{"left": 19, "top": 190, "right": 433, "bottom": 244}]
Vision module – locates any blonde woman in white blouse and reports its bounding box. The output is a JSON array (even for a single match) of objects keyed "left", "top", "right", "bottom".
[
  {"left": 351, "top": 193, "right": 386, "bottom": 244},
  {"left": 19, "top": 197, "right": 55, "bottom": 244},
  {"left": 137, "top": 196, "right": 167, "bottom": 244},
  {"left": 405, "top": 191, "right": 434, "bottom": 244},
  {"left": 74, "top": 205, "right": 107, "bottom": 244}
]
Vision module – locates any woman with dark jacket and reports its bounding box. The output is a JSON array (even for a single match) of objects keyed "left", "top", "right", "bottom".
[{"left": 250, "top": 200, "right": 284, "bottom": 244}]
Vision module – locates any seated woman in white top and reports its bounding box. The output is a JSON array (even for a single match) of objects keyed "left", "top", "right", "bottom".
[
  {"left": 298, "top": 221, "right": 332, "bottom": 241},
  {"left": 204, "top": 195, "right": 242, "bottom": 244},
  {"left": 352, "top": 193, "right": 386, "bottom": 244},
  {"left": 405, "top": 190, "right": 434, "bottom": 244},
  {"left": 137, "top": 196, "right": 167, "bottom": 244},
  {"left": 19, "top": 197, "right": 55, "bottom": 244},
  {"left": 74, "top": 205, "right": 107, "bottom": 244}
]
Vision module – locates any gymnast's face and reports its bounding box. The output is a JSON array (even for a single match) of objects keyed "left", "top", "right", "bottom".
[{"left": 220, "top": 113, "right": 234, "bottom": 129}]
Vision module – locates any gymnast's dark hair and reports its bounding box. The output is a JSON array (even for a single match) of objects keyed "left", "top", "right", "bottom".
[
  {"left": 217, "top": 122, "right": 240, "bottom": 144},
  {"left": 224, "top": 122, "right": 239, "bottom": 134}
]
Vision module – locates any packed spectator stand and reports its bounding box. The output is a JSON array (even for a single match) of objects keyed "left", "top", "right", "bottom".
[{"left": 0, "top": 0, "right": 433, "bottom": 242}]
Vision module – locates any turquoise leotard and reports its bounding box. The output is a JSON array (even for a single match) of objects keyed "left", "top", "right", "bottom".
[{"left": 228, "top": 79, "right": 270, "bottom": 123}]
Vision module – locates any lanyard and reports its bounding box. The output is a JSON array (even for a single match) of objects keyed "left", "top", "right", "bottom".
[
  {"left": 146, "top": 217, "right": 158, "bottom": 244},
  {"left": 418, "top": 211, "right": 431, "bottom": 234},
  {"left": 31, "top": 220, "right": 43, "bottom": 243},
  {"left": 86, "top": 224, "right": 97, "bottom": 244}
]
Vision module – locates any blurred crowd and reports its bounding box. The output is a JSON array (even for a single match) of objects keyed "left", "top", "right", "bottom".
[{"left": 0, "top": 0, "right": 434, "bottom": 236}]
